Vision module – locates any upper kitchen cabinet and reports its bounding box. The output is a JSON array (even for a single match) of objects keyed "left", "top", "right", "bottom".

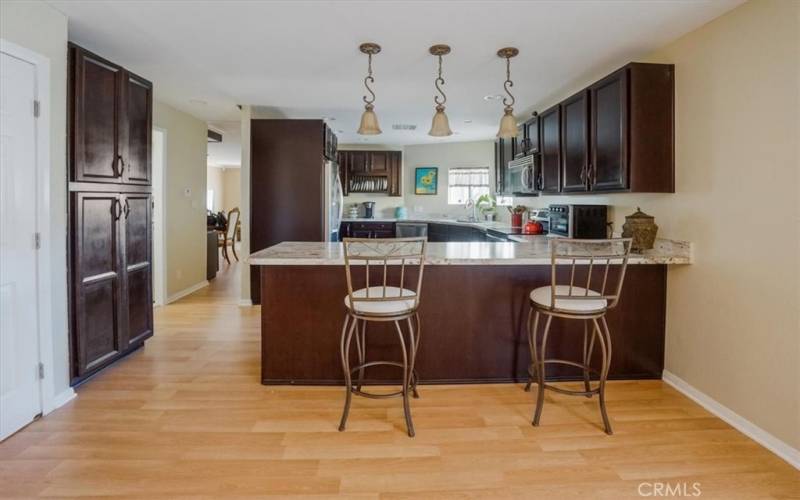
[
  {"left": 338, "top": 150, "right": 402, "bottom": 196},
  {"left": 560, "top": 90, "right": 591, "bottom": 192},
  {"left": 556, "top": 62, "right": 674, "bottom": 194},
  {"left": 69, "top": 44, "right": 153, "bottom": 185},
  {"left": 538, "top": 104, "right": 561, "bottom": 193}
]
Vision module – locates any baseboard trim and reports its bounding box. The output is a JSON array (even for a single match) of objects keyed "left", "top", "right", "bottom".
[
  {"left": 47, "top": 388, "right": 76, "bottom": 414},
  {"left": 238, "top": 299, "right": 252, "bottom": 307},
  {"left": 662, "top": 370, "right": 799, "bottom": 470},
  {"left": 166, "top": 280, "right": 209, "bottom": 304}
]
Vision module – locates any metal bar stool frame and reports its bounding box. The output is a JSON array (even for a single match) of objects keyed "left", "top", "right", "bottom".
[
  {"left": 524, "top": 238, "right": 632, "bottom": 434},
  {"left": 339, "top": 237, "right": 427, "bottom": 437}
]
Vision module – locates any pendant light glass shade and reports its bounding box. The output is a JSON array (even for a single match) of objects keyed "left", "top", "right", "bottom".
[
  {"left": 357, "top": 103, "right": 382, "bottom": 135},
  {"left": 497, "top": 108, "right": 517, "bottom": 139},
  {"left": 429, "top": 104, "right": 453, "bottom": 137},
  {"left": 428, "top": 44, "right": 453, "bottom": 137},
  {"left": 357, "top": 43, "right": 382, "bottom": 136},
  {"left": 496, "top": 47, "right": 520, "bottom": 139}
]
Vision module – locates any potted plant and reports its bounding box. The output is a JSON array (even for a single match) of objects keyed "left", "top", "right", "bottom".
[{"left": 476, "top": 194, "right": 498, "bottom": 221}]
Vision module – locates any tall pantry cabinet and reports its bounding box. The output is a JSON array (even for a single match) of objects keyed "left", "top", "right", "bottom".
[{"left": 68, "top": 44, "right": 154, "bottom": 385}]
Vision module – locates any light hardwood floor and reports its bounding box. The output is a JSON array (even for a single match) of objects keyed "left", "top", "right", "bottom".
[{"left": 1, "top": 258, "right": 798, "bottom": 498}]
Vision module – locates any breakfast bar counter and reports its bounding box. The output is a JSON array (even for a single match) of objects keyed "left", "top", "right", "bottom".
[{"left": 249, "top": 239, "right": 691, "bottom": 385}]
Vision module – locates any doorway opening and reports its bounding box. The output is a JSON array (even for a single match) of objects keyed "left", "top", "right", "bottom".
[{"left": 152, "top": 128, "right": 167, "bottom": 306}]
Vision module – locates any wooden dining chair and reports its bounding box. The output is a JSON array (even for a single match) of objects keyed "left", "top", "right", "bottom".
[{"left": 219, "top": 207, "right": 240, "bottom": 264}]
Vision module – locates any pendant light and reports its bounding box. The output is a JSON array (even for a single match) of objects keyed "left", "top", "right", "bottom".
[
  {"left": 496, "top": 47, "right": 519, "bottom": 139},
  {"left": 357, "top": 42, "right": 382, "bottom": 135},
  {"left": 428, "top": 44, "right": 453, "bottom": 137}
]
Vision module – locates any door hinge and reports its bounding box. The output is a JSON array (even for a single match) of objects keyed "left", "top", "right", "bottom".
[
  {"left": 38, "top": 362, "right": 44, "bottom": 380},
  {"left": 33, "top": 100, "right": 40, "bottom": 118},
  {"left": 34, "top": 232, "right": 41, "bottom": 249}
]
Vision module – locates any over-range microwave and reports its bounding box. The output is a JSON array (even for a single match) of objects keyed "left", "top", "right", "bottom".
[
  {"left": 507, "top": 154, "right": 538, "bottom": 195},
  {"left": 548, "top": 204, "right": 608, "bottom": 239}
]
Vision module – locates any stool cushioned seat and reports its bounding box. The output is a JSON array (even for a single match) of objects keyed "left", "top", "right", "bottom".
[
  {"left": 345, "top": 286, "right": 417, "bottom": 315},
  {"left": 530, "top": 285, "right": 607, "bottom": 313}
]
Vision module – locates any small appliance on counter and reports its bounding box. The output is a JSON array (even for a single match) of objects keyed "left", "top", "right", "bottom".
[
  {"left": 548, "top": 204, "right": 607, "bottom": 239},
  {"left": 525, "top": 208, "right": 550, "bottom": 235},
  {"left": 362, "top": 201, "right": 376, "bottom": 219},
  {"left": 347, "top": 204, "right": 360, "bottom": 219}
]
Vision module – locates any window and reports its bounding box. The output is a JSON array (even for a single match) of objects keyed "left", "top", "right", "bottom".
[
  {"left": 447, "top": 167, "right": 490, "bottom": 205},
  {"left": 206, "top": 189, "right": 214, "bottom": 211}
]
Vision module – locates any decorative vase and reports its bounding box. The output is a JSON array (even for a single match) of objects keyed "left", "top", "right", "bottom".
[{"left": 621, "top": 207, "right": 658, "bottom": 252}]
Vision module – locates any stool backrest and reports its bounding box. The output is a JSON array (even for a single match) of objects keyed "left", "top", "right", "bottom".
[
  {"left": 343, "top": 237, "right": 427, "bottom": 311},
  {"left": 549, "top": 238, "right": 632, "bottom": 310}
]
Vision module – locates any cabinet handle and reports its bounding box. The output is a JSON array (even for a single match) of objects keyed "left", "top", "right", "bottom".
[
  {"left": 112, "top": 199, "right": 122, "bottom": 220},
  {"left": 117, "top": 155, "right": 125, "bottom": 177},
  {"left": 579, "top": 165, "right": 587, "bottom": 184},
  {"left": 537, "top": 171, "right": 543, "bottom": 191},
  {"left": 588, "top": 163, "right": 596, "bottom": 187},
  {"left": 123, "top": 198, "right": 130, "bottom": 219}
]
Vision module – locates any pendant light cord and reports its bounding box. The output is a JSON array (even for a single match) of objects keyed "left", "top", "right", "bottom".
[
  {"left": 363, "top": 53, "right": 376, "bottom": 105},
  {"left": 502, "top": 56, "right": 515, "bottom": 109},
  {"left": 434, "top": 55, "right": 447, "bottom": 106}
]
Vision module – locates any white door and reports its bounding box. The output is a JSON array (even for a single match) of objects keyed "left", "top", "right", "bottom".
[
  {"left": 0, "top": 51, "right": 42, "bottom": 440},
  {"left": 151, "top": 128, "right": 165, "bottom": 305}
]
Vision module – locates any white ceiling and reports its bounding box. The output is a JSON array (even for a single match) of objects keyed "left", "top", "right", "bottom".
[
  {"left": 207, "top": 121, "right": 241, "bottom": 168},
  {"left": 49, "top": 0, "right": 743, "bottom": 146}
]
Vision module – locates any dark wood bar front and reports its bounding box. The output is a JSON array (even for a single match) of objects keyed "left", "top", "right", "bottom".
[{"left": 260, "top": 264, "right": 667, "bottom": 385}]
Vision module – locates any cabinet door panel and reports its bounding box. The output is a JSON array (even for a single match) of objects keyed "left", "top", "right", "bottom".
[
  {"left": 349, "top": 152, "right": 368, "bottom": 173},
  {"left": 369, "top": 151, "right": 389, "bottom": 173},
  {"left": 71, "top": 48, "right": 122, "bottom": 183},
  {"left": 561, "top": 91, "right": 590, "bottom": 192},
  {"left": 122, "top": 73, "right": 152, "bottom": 185},
  {"left": 539, "top": 105, "right": 561, "bottom": 193},
  {"left": 123, "top": 194, "right": 153, "bottom": 346},
  {"left": 72, "top": 192, "right": 124, "bottom": 376},
  {"left": 591, "top": 69, "right": 628, "bottom": 191},
  {"left": 388, "top": 151, "right": 402, "bottom": 196}
]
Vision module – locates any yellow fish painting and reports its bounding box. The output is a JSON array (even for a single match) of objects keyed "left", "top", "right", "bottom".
[{"left": 415, "top": 167, "right": 438, "bottom": 195}]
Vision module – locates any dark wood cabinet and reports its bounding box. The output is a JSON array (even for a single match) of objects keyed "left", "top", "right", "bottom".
[
  {"left": 340, "top": 221, "right": 395, "bottom": 239},
  {"left": 68, "top": 43, "right": 154, "bottom": 385},
  {"left": 69, "top": 44, "right": 153, "bottom": 186},
  {"left": 546, "top": 63, "right": 674, "bottom": 194},
  {"left": 560, "top": 90, "right": 591, "bottom": 192},
  {"left": 494, "top": 136, "right": 516, "bottom": 195},
  {"left": 71, "top": 192, "right": 125, "bottom": 377},
  {"left": 590, "top": 68, "right": 628, "bottom": 191},
  {"left": 338, "top": 150, "right": 402, "bottom": 196},
  {"left": 70, "top": 191, "right": 153, "bottom": 380},
  {"left": 539, "top": 105, "right": 561, "bottom": 193},
  {"left": 69, "top": 48, "right": 123, "bottom": 183},
  {"left": 120, "top": 72, "right": 153, "bottom": 185},
  {"left": 122, "top": 193, "right": 153, "bottom": 347}
]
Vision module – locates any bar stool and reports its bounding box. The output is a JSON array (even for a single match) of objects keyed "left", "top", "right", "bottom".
[
  {"left": 525, "top": 238, "right": 632, "bottom": 434},
  {"left": 339, "top": 237, "right": 427, "bottom": 437}
]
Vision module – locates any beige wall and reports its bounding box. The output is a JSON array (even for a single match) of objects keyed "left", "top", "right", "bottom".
[
  {"left": 1, "top": 0, "right": 70, "bottom": 397},
  {"left": 206, "top": 166, "right": 224, "bottom": 212},
  {"left": 519, "top": 0, "right": 799, "bottom": 449},
  {"left": 222, "top": 168, "right": 241, "bottom": 212},
  {"left": 154, "top": 101, "right": 209, "bottom": 298}
]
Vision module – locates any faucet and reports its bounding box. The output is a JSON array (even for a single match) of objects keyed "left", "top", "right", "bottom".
[{"left": 465, "top": 199, "right": 477, "bottom": 222}]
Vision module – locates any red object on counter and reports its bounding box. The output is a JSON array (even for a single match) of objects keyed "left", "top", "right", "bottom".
[
  {"left": 511, "top": 213, "right": 523, "bottom": 230},
  {"left": 523, "top": 220, "right": 543, "bottom": 235}
]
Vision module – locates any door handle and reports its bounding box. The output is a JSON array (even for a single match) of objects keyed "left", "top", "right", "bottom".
[
  {"left": 123, "top": 198, "right": 130, "bottom": 219},
  {"left": 117, "top": 155, "right": 125, "bottom": 177}
]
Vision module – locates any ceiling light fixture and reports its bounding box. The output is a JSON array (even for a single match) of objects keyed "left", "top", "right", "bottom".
[
  {"left": 496, "top": 47, "right": 519, "bottom": 139},
  {"left": 357, "top": 42, "right": 382, "bottom": 135},
  {"left": 428, "top": 44, "right": 453, "bottom": 137}
]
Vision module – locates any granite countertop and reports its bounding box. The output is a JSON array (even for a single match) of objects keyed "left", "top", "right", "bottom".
[{"left": 249, "top": 238, "right": 692, "bottom": 266}]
